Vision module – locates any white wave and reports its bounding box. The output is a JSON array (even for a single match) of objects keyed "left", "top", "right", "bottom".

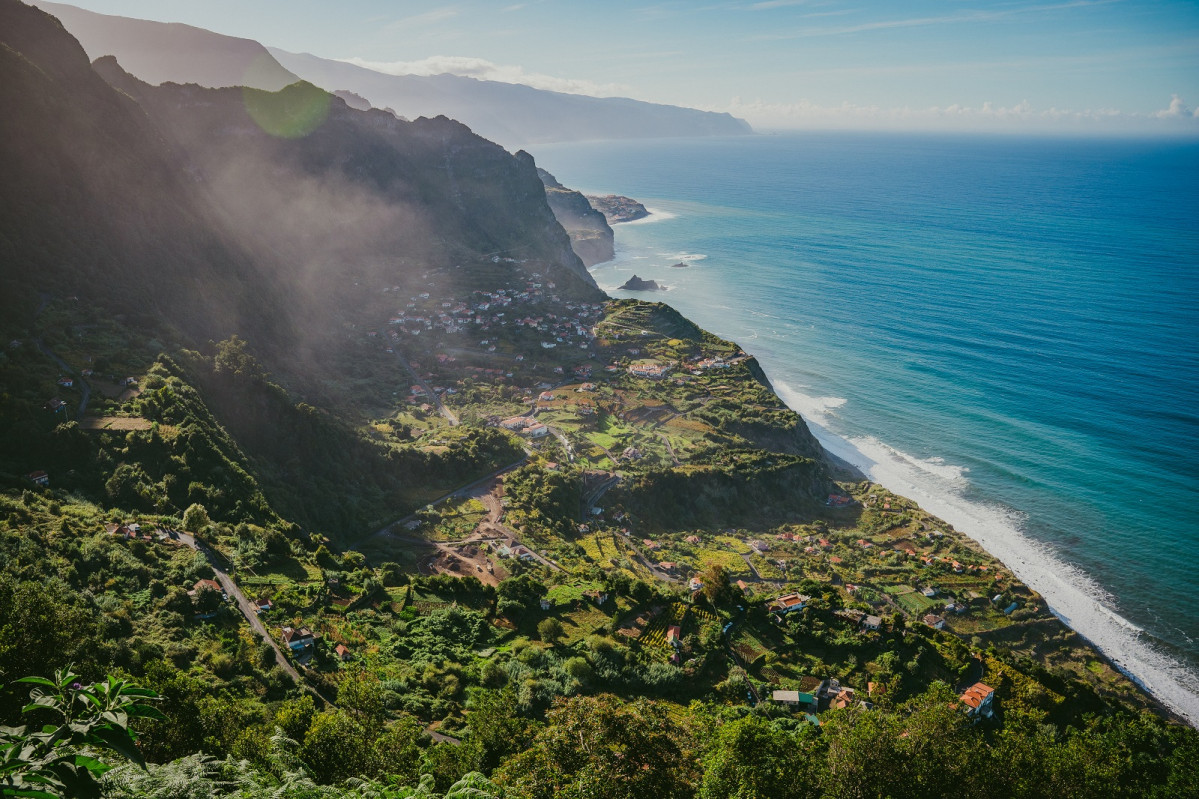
[
  {"left": 620, "top": 207, "right": 676, "bottom": 225},
  {"left": 772, "top": 376, "right": 1199, "bottom": 726},
  {"left": 661, "top": 251, "right": 708, "bottom": 262},
  {"left": 781, "top": 392, "right": 847, "bottom": 425}
]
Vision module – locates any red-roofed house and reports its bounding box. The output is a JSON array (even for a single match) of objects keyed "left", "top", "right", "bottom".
[
  {"left": 335, "top": 644, "right": 352, "bottom": 662},
  {"left": 191, "top": 579, "right": 223, "bottom": 597},
  {"left": 769, "top": 593, "right": 810, "bottom": 614},
  {"left": 960, "top": 682, "right": 995, "bottom": 720},
  {"left": 282, "top": 626, "right": 316, "bottom": 652}
]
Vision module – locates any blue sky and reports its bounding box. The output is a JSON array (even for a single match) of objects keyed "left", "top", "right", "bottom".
[{"left": 51, "top": 1, "right": 1199, "bottom": 133}]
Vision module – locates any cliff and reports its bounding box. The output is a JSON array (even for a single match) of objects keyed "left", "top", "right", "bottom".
[{"left": 537, "top": 167, "right": 616, "bottom": 267}]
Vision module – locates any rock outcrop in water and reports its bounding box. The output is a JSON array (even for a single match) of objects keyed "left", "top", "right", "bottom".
[
  {"left": 587, "top": 194, "right": 650, "bottom": 224},
  {"left": 618, "top": 275, "right": 662, "bottom": 291}
]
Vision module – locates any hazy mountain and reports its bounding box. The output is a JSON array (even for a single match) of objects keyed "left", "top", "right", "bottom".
[
  {"left": 270, "top": 48, "right": 753, "bottom": 148},
  {"left": 30, "top": 1, "right": 299, "bottom": 90},
  {"left": 25, "top": 2, "right": 751, "bottom": 147}
]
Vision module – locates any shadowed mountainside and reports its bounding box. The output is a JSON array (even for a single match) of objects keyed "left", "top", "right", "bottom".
[{"left": 2, "top": 0, "right": 600, "bottom": 359}]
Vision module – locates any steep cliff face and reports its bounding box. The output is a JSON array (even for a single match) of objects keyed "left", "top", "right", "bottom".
[
  {"left": 536, "top": 167, "right": 616, "bottom": 268},
  {"left": 0, "top": 0, "right": 277, "bottom": 339}
]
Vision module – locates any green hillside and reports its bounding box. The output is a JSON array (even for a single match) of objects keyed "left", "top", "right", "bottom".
[{"left": 0, "top": 2, "right": 1195, "bottom": 797}]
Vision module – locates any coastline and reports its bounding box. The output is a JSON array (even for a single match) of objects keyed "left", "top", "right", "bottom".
[
  {"left": 599, "top": 211, "right": 1199, "bottom": 727},
  {"left": 771, "top": 376, "right": 1199, "bottom": 727}
]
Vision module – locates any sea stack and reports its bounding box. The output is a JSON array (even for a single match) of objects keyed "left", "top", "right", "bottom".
[{"left": 618, "top": 274, "right": 662, "bottom": 291}]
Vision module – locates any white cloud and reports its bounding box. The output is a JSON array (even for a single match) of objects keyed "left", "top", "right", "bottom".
[
  {"left": 383, "top": 9, "right": 460, "bottom": 31},
  {"left": 339, "top": 55, "right": 627, "bottom": 97},
  {"left": 1154, "top": 94, "right": 1197, "bottom": 119},
  {"left": 716, "top": 96, "right": 1199, "bottom": 133}
]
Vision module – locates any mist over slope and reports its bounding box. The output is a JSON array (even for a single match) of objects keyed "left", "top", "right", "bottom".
[{"left": 2, "top": 0, "right": 599, "bottom": 359}]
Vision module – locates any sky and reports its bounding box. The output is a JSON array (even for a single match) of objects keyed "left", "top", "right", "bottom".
[{"left": 47, "top": 0, "right": 1199, "bottom": 134}]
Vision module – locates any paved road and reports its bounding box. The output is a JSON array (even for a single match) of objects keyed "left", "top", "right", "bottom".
[
  {"left": 358, "top": 457, "right": 528, "bottom": 550},
  {"left": 175, "top": 530, "right": 319, "bottom": 696},
  {"left": 393, "top": 348, "right": 459, "bottom": 427},
  {"left": 35, "top": 339, "right": 91, "bottom": 417}
]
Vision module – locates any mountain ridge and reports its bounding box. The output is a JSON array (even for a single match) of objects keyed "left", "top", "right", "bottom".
[
  {"left": 29, "top": 1, "right": 752, "bottom": 147},
  {"left": 31, "top": 0, "right": 300, "bottom": 90}
]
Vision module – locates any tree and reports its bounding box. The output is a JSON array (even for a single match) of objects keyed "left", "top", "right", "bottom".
[
  {"left": 302, "top": 709, "right": 369, "bottom": 784},
  {"left": 496, "top": 574, "right": 546, "bottom": 620},
  {"left": 192, "top": 582, "right": 224, "bottom": 616},
  {"left": 0, "top": 667, "right": 164, "bottom": 799},
  {"left": 537, "top": 618, "right": 565, "bottom": 645},
  {"left": 181, "top": 502, "right": 210, "bottom": 534},
  {"left": 460, "top": 688, "right": 541, "bottom": 774},
  {"left": 701, "top": 563, "right": 732, "bottom": 606},
  {"left": 496, "top": 694, "right": 697, "bottom": 799},
  {"left": 699, "top": 715, "right": 821, "bottom": 799},
  {"left": 274, "top": 695, "right": 316, "bottom": 742}
]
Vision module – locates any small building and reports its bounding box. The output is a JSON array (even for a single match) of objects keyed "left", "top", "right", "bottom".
[
  {"left": 922, "top": 586, "right": 939, "bottom": 598},
  {"left": 666, "top": 625, "right": 681, "bottom": 647},
  {"left": 57, "top": 377, "right": 74, "bottom": 388},
  {"left": 831, "top": 689, "right": 857, "bottom": 710},
  {"left": 769, "top": 593, "right": 811, "bottom": 614},
  {"left": 255, "top": 598, "right": 273, "bottom": 613},
  {"left": 282, "top": 626, "right": 316, "bottom": 652},
  {"left": 335, "top": 644, "right": 352, "bottom": 662},
  {"left": 772, "top": 690, "right": 817, "bottom": 709},
  {"left": 960, "top": 682, "right": 995, "bottom": 720},
  {"left": 658, "top": 561, "right": 677, "bottom": 573},
  {"left": 191, "top": 578, "right": 224, "bottom": 597},
  {"left": 923, "top": 613, "right": 946, "bottom": 630},
  {"left": 26, "top": 471, "right": 49, "bottom": 487},
  {"left": 540, "top": 598, "right": 552, "bottom": 611},
  {"left": 685, "top": 535, "right": 701, "bottom": 545},
  {"left": 862, "top": 614, "right": 883, "bottom": 631},
  {"left": 583, "top": 589, "right": 609, "bottom": 606}
]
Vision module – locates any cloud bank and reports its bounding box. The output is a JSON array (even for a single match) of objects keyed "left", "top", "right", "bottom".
[
  {"left": 339, "top": 55, "right": 626, "bottom": 97},
  {"left": 719, "top": 95, "right": 1199, "bottom": 134}
]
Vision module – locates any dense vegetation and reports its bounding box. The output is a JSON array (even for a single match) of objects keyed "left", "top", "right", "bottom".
[{"left": 1, "top": 2, "right": 1195, "bottom": 795}]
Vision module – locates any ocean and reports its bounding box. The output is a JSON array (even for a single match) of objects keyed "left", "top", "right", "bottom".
[{"left": 533, "top": 132, "right": 1199, "bottom": 722}]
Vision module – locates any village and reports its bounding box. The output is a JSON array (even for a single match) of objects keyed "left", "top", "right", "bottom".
[{"left": 15, "top": 292, "right": 1157, "bottom": 741}]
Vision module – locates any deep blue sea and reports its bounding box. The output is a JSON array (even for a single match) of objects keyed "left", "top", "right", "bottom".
[{"left": 534, "top": 132, "right": 1199, "bottom": 721}]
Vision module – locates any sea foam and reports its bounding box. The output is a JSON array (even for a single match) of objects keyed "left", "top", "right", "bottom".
[
  {"left": 620, "top": 207, "right": 676, "bottom": 225},
  {"left": 774, "top": 377, "right": 1199, "bottom": 725}
]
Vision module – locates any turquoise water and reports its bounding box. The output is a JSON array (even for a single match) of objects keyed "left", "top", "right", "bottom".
[{"left": 534, "top": 133, "right": 1199, "bottom": 720}]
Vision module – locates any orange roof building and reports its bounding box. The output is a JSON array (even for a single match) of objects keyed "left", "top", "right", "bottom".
[{"left": 960, "top": 682, "right": 995, "bottom": 719}]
